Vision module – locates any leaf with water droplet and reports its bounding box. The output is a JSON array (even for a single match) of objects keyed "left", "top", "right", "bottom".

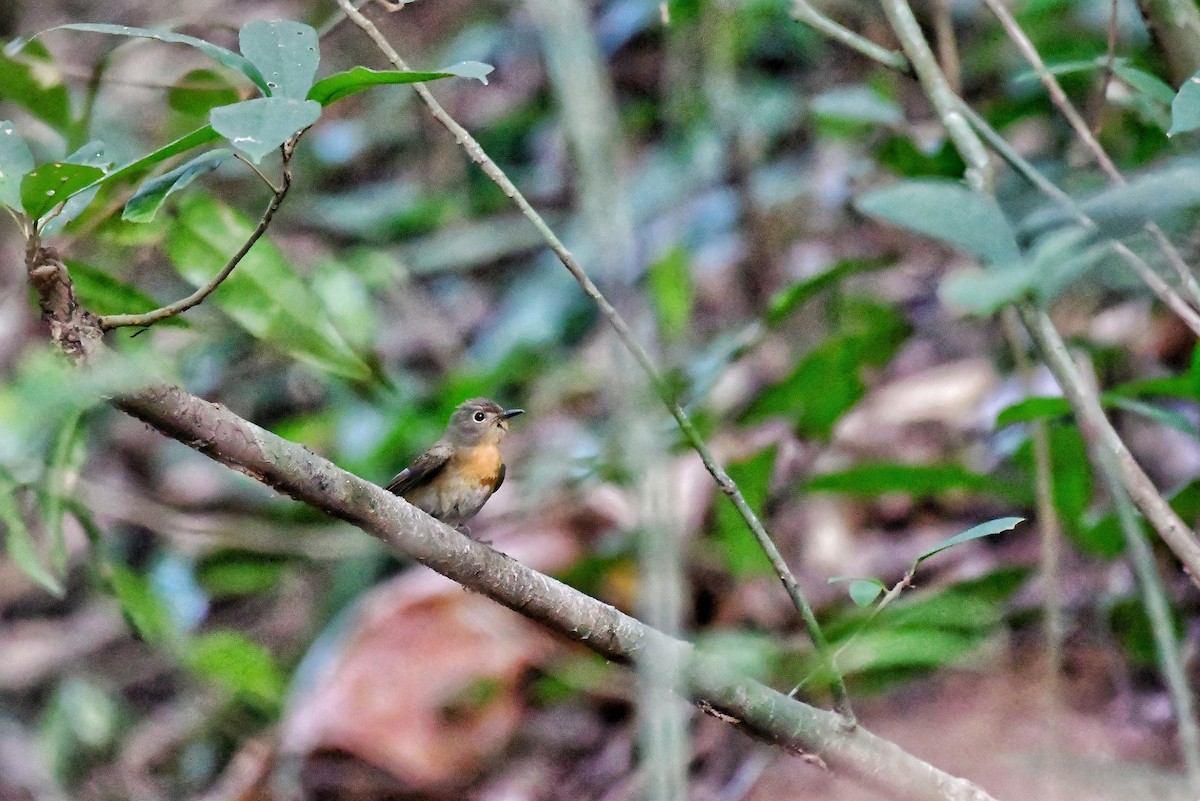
[
  {"left": 20, "top": 161, "right": 105, "bottom": 220},
  {"left": 210, "top": 97, "right": 320, "bottom": 163},
  {"left": 239, "top": 20, "right": 319, "bottom": 99}
]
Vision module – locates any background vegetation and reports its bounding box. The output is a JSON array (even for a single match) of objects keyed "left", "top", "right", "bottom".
[{"left": 3, "top": 0, "right": 1200, "bottom": 799}]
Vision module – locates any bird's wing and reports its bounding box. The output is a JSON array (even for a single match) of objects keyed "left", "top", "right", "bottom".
[{"left": 385, "top": 443, "right": 451, "bottom": 496}]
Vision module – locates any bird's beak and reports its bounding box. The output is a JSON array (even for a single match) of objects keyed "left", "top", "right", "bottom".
[{"left": 501, "top": 408, "right": 525, "bottom": 420}]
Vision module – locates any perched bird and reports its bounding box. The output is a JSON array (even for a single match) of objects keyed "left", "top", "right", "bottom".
[{"left": 385, "top": 398, "right": 524, "bottom": 528}]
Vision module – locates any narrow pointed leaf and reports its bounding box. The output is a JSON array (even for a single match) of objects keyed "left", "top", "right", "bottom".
[
  {"left": 916, "top": 517, "right": 1025, "bottom": 563},
  {"left": 306, "top": 61, "right": 494, "bottom": 105},
  {"left": 0, "top": 479, "right": 64, "bottom": 597}
]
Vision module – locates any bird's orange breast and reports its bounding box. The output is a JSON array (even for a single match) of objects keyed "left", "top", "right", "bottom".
[{"left": 452, "top": 443, "right": 504, "bottom": 489}]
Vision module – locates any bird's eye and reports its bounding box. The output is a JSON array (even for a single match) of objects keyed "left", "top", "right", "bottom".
[{"left": 473, "top": 411, "right": 487, "bottom": 422}]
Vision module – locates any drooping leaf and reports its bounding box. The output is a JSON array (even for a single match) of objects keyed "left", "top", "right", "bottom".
[
  {"left": 123, "top": 149, "right": 233, "bottom": 223},
  {"left": 939, "top": 263, "right": 1038, "bottom": 316},
  {"left": 0, "top": 120, "right": 34, "bottom": 212},
  {"left": 647, "top": 246, "right": 691, "bottom": 341},
  {"left": 239, "top": 20, "right": 319, "bottom": 100},
  {"left": 165, "top": 193, "right": 372, "bottom": 381},
  {"left": 9, "top": 23, "right": 268, "bottom": 95},
  {"left": 855, "top": 180, "right": 1021, "bottom": 265},
  {"left": 306, "top": 62, "right": 494, "bottom": 106},
  {"left": 0, "top": 478, "right": 64, "bottom": 597},
  {"left": 916, "top": 517, "right": 1025, "bottom": 563},
  {"left": 20, "top": 161, "right": 105, "bottom": 220},
  {"left": 210, "top": 97, "right": 321, "bottom": 163}
]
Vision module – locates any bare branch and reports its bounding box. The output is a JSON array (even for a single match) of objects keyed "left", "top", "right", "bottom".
[{"left": 790, "top": 1, "right": 912, "bottom": 74}]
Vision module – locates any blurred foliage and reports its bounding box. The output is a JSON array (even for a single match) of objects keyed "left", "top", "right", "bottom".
[{"left": 1, "top": 0, "right": 1200, "bottom": 795}]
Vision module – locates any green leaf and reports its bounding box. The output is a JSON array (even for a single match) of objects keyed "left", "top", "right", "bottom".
[
  {"left": 66, "top": 259, "right": 185, "bottom": 326},
  {"left": 811, "top": 86, "right": 903, "bottom": 126},
  {"left": 41, "top": 409, "right": 84, "bottom": 574},
  {"left": 0, "top": 478, "right": 64, "bottom": 597},
  {"left": 0, "top": 120, "right": 34, "bottom": 212},
  {"left": 20, "top": 161, "right": 105, "bottom": 220},
  {"left": 109, "top": 564, "right": 176, "bottom": 645},
  {"left": 10, "top": 23, "right": 269, "bottom": 95},
  {"left": 766, "top": 258, "right": 893, "bottom": 326},
  {"left": 743, "top": 299, "right": 909, "bottom": 437},
  {"left": 1114, "top": 64, "right": 1175, "bottom": 107},
  {"left": 828, "top": 576, "right": 886, "bottom": 607},
  {"left": 995, "top": 396, "right": 1072, "bottom": 427},
  {"left": 185, "top": 630, "right": 285, "bottom": 708},
  {"left": 168, "top": 69, "right": 241, "bottom": 115},
  {"left": 0, "top": 41, "right": 76, "bottom": 136},
  {"left": 711, "top": 447, "right": 776, "bottom": 577},
  {"left": 1105, "top": 395, "right": 1195, "bottom": 436},
  {"left": 1170, "top": 73, "right": 1200, "bottom": 135},
  {"left": 41, "top": 140, "right": 114, "bottom": 236},
  {"left": 165, "top": 193, "right": 372, "bottom": 381},
  {"left": 939, "top": 263, "right": 1038, "bottom": 315},
  {"left": 306, "top": 62, "right": 494, "bottom": 106},
  {"left": 916, "top": 517, "right": 1024, "bottom": 563},
  {"left": 647, "top": 246, "right": 692, "bottom": 341},
  {"left": 855, "top": 180, "right": 1021, "bottom": 265},
  {"left": 123, "top": 149, "right": 232, "bottom": 223},
  {"left": 210, "top": 97, "right": 321, "bottom": 163},
  {"left": 806, "top": 462, "right": 1026, "bottom": 502},
  {"left": 239, "top": 20, "right": 319, "bottom": 100}
]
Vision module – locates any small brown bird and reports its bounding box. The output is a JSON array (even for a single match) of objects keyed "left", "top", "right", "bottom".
[{"left": 385, "top": 398, "right": 524, "bottom": 528}]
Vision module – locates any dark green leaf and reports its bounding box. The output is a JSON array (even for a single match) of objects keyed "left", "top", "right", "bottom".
[
  {"left": 239, "top": 20, "right": 319, "bottom": 100},
  {"left": 185, "top": 630, "right": 284, "bottom": 708},
  {"left": 766, "top": 258, "right": 892, "bottom": 326},
  {"left": 20, "top": 161, "right": 105, "bottom": 220},
  {"left": 165, "top": 193, "right": 372, "bottom": 381},
  {"left": 110, "top": 564, "right": 176, "bottom": 644},
  {"left": 41, "top": 140, "right": 114, "bottom": 235},
  {"left": 647, "top": 246, "right": 691, "bottom": 341},
  {"left": 855, "top": 180, "right": 1021, "bottom": 265},
  {"left": 123, "top": 149, "right": 232, "bottom": 223},
  {"left": 0, "top": 120, "right": 34, "bottom": 212},
  {"left": 168, "top": 69, "right": 241, "bottom": 115},
  {"left": 10, "top": 23, "right": 268, "bottom": 95},
  {"left": 916, "top": 517, "right": 1024, "bottom": 563},
  {"left": 66, "top": 259, "right": 185, "bottom": 326},
  {"left": 711, "top": 447, "right": 776, "bottom": 577},
  {"left": 0, "top": 479, "right": 64, "bottom": 597},
  {"left": 995, "top": 396, "right": 1072, "bottom": 427},
  {"left": 806, "top": 462, "right": 1027, "bottom": 503},
  {"left": 210, "top": 97, "right": 320, "bottom": 163},
  {"left": 306, "top": 63, "right": 493, "bottom": 106}
]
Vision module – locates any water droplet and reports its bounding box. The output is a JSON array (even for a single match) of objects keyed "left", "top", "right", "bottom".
[{"left": 46, "top": 189, "right": 55, "bottom": 196}]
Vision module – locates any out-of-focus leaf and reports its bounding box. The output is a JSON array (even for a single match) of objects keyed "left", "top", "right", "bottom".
[
  {"left": 874, "top": 135, "right": 966, "bottom": 179},
  {"left": 0, "top": 120, "right": 34, "bottom": 212},
  {"left": 165, "top": 193, "right": 372, "bottom": 381},
  {"left": 210, "top": 97, "right": 320, "bottom": 163},
  {"left": 40, "top": 409, "right": 83, "bottom": 575},
  {"left": 647, "top": 246, "right": 691, "bottom": 341},
  {"left": 1114, "top": 64, "right": 1175, "bottom": 107},
  {"left": 168, "top": 68, "right": 242, "bottom": 115},
  {"left": 20, "top": 161, "right": 104, "bottom": 220},
  {"left": 829, "top": 576, "right": 886, "bottom": 607},
  {"left": 693, "top": 630, "right": 781, "bottom": 681},
  {"left": 9, "top": 23, "right": 268, "bottom": 95},
  {"left": 198, "top": 553, "right": 287, "bottom": 598},
  {"left": 1109, "top": 596, "right": 1180, "bottom": 668},
  {"left": 306, "top": 62, "right": 494, "bottom": 106},
  {"left": 917, "top": 517, "right": 1024, "bottom": 562},
  {"left": 806, "top": 462, "right": 1027, "bottom": 503},
  {"left": 66, "top": 260, "right": 185, "bottom": 327},
  {"left": 1086, "top": 478, "right": 1200, "bottom": 560},
  {"left": 0, "top": 41, "right": 75, "bottom": 135},
  {"left": 939, "top": 263, "right": 1037, "bottom": 315},
  {"left": 766, "top": 258, "right": 892, "bottom": 326},
  {"left": 1105, "top": 395, "right": 1196, "bottom": 436},
  {"left": 122, "top": 149, "right": 232, "bottom": 223},
  {"left": 811, "top": 85, "right": 902, "bottom": 126},
  {"left": 711, "top": 447, "right": 776, "bottom": 577},
  {"left": 185, "top": 630, "right": 285, "bottom": 709},
  {"left": 855, "top": 180, "right": 1021, "bottom": 265},
  {"left": 1170, "top": 73, "right": 1200, "bottom": 135},
  {"left": 240, "top": 20, "right": 319, "bottom": 100},
  {"left": 996, "top": 396, "right": 1073, "bottom": 426},
  {"left": 0, "top": 478, "right": 64, "bottom": 597},
  {"left": 110, "top": 564, "right": 176, "bottom": 645},
  {"left": 744, "top": 299, "right": 909, "bottom": 437}
]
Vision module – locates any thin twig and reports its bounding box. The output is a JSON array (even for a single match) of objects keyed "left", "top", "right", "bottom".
[
  {"left": 332, "top": 0, "right": 856, "bottom": 722},
  {"left": 932, "top": 0, "right": 961, "bottom": 94},
  {"left": 1089, "top": 0, "right": 1120, "bottom": 137},
  {"left": 790, "top": 1, "right": 911, "bottom": 74},
  {"left": 1016, "top": 302, "right": 1200, "bottom": 583},
  {"left": 98, "top": 141, "right": 296, "bottom": 330}
]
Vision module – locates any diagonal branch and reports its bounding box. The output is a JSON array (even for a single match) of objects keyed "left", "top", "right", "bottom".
[
  {"left": 98, "top": 140, "right": 297, "bottom": 331},
  {"left": 332, "top": 0, "right": 855, "bottom": 722}
]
